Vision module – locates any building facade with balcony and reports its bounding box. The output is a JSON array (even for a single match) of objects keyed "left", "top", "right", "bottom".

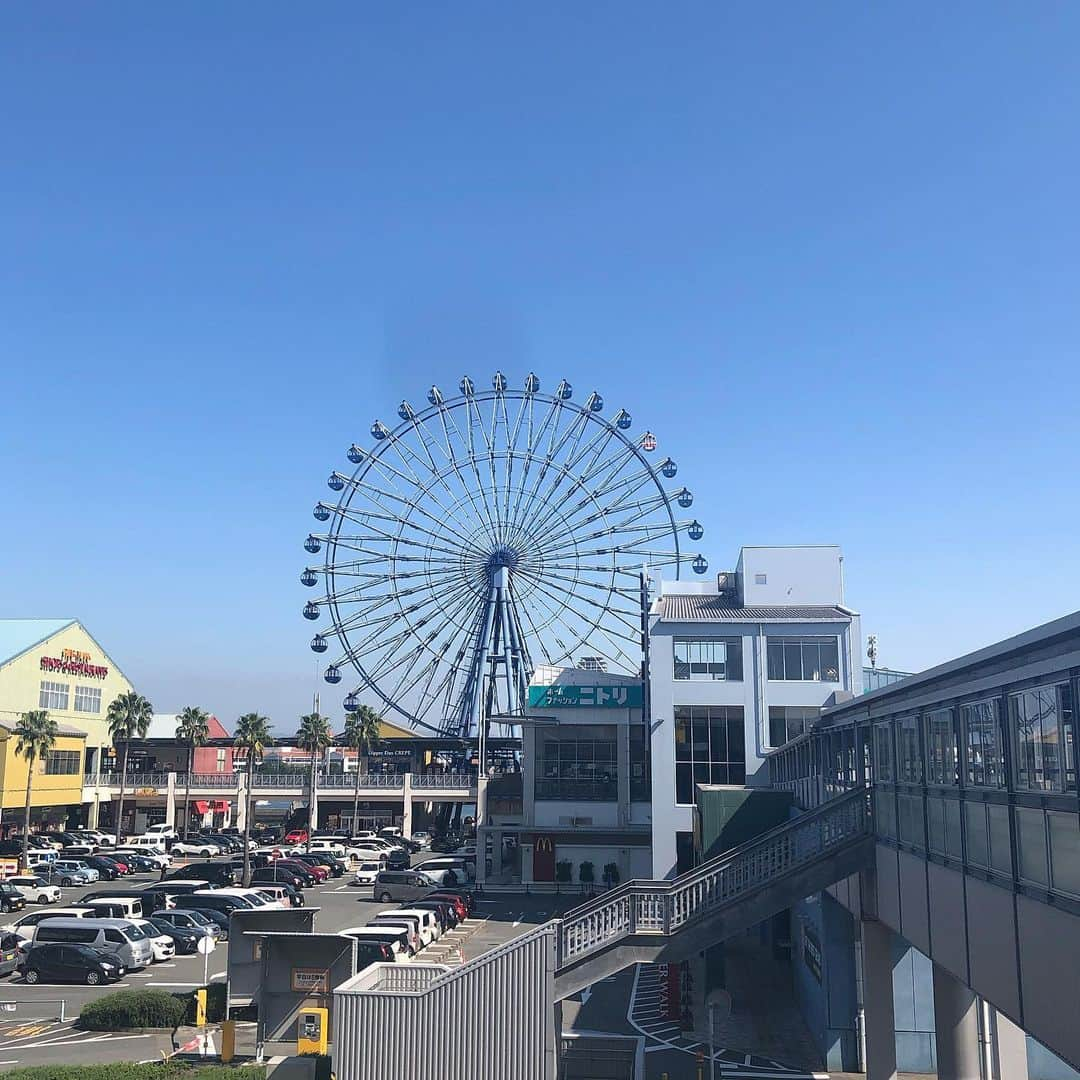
[
  {"left": 0, "top": 619, "right": 135, "bottom": 829},
  {"left": 648, "top": 546, "right": 861, "bottom": 877}
]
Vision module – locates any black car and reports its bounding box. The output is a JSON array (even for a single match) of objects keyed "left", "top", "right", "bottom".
[
  {"left": 431, "top": 833, "right": 464, "bottom": 853},
  {"left": 122, "top": 854, "right": 161, "bottom": 874},
  {"left": 172, "top": 893, "right": 252, "bottom": 918},
  {"left": 0, "top": 884, "right": 26, "bottom": 915},
  {"left": 164, "top": 861, "right": 237, "bottom": 887},
  {"left": 147, "top": 916, "right": 204, "bottom": 955},
  {"left": 19, "top": 943, "right": 126, "bottom": 986},
  {"left": 272, "top": 861, "right": 318, "bottom": 888},
  {"left": 200, "top": 833, "right": 242, "bottom": 854},
  {"left": 0, "top": 840, "right": 23, "bottom": 858},
  {"left": 251, "top": 866, "right": 307, "bottom": 891},
  {"left": 292, "top": 853, "right": 346, "bottom": 878},
  {"left": 83, "top": 856, "right": 119, "bottom": 880},
  {"left": 153, "top": 909, "right": 222, "bottom": 940},
  {"left": 0, "top": 932, "right": 22, "bottom": 977},
  {"left": 179, "top": 907, "right": 230, "bottom": 939}
]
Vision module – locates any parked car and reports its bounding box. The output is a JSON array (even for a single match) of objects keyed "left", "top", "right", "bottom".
[
  {"left": 122, "top": 853, "right": 168, "bottom": 874},
  {"left": 284, "top": 829, "right": 309, "bottom": 845},
  {"left": 164, "top": 861, "right": 236, "bottom": 887},
  {"left": 129, "top": 917, "right": 177, "bottom": 962},
  {"left": 279, "top": 857, "right": 329, "bottom": 883},
  {"left": 170, "top": 839, "right": 223, "bottom": 858},
  {"left": 143, "top": 824, "right": 178, "bottom": 841},
  {"left": 147, "top": 915, "right": 205, "bottom": 954},
  {"left": 352, "top": 860, "right": 383, "bottom": 887},
  {"left": 410, "top": 831, "right": 433, "bottom": 849},
  {"left": 411, "top": 898, "right": 459, "bottom": 931},
  {"left": 32, "top": 917, "right": 154, "bottom": 970},
  {"left": 253, "top": 883, "right": 303, "bottom": 908},
  {"left": 338, "top": 925, "right": 413, "bottom": 961},
  {"left": 413, "top": 858, "right": 474, "bottom": 884},
  {"left": 83, "top": 897, "right": 146, "bottom": 921},
  {"left": 81, "top": 856, "right": 120, "bottom": 881},
  {"left": 7, "top": 876, "right": 62, "bottom": 905},
  {"left": 49, "top": 860, "right": 99, "bottom": 887},
  {"left": 372, "top": 870, "right": 442, "bottom": 904},
  {"left": 375, "top": 908, "right": 440, "bottom": 945},
  {"left": 173, "top": 892, "right": 254, "bottom": 918},
  {"left": 363, "top": 916, "right": 421, "bottom": 956},
  {"left": 178, "top": 906, "right": 230, "bottom": 939},
  {"left": 268, "top": 861, "right": 319, "bottom": 888},
  {"left": 0, "top": 931, "right": 22, "bottom": 977},
  {"left": 251, "top": 866, "right": 308, "bottom": 891},
  {"left": 3, "top": 908, "right": 94, "bottom": 943},
  {"left": 0, "top": 884, "right": 27, "bottom": 915},
  {"left": 18, "top": 942, "right": 127, "bottom": 985},
  {"left": 151, "top": 909, "right": 221, "bottom": 941},
  {"left": 426, "top": 889, "right": 475, "bottom": 918}
]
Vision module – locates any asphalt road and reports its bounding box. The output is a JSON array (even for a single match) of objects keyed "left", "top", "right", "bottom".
[{"left": 0, "top": 853, "right": 585, "bottom": 1068}]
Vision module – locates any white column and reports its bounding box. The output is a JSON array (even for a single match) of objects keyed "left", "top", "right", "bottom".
[
  {"left": 309, "top": 769, "right": 319, "bottom": 833},
  {"left": 933, "top": 964, "right": 982, "bottom": 1080},
  {"left": 475, "top": 775, "right": 489, "bottom": 884},
  {"left": 235, "top": 772, "right": 248, "bottom": 832},
  {"left": 165, "top": 773, "right": 177, "bottom": 828},
  {"left": 992, "top": 1008, "right": 1029, "bottom": 1080},
  {"left": 402, "top": 774, "right": 414, "bottom": 839},
  {"left": 88, "top": 796, "right": 100, "bottom": 830},
  {"left": 861, "top": 919, "right": 898, "bottom": 1080}
]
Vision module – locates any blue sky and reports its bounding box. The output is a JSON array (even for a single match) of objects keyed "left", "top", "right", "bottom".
[{"left": 2, "top": 5, "right": 1078, "bottom": 731}]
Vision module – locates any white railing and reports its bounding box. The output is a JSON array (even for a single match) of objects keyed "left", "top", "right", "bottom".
[
  {"left": 188, "top": 774, "right": 241, "bottom": 788},
  {"left": 317, "top": 773, "right": 405, "bottom": 789},
  {"left": 84, "top": 772, "right": 171, "bottom": 789},
  {"left": 412, "top": 773, "right": 476, "bottom": 789},
  {"left": 555, "top": 787, "right": 871, "bottom": 970}
]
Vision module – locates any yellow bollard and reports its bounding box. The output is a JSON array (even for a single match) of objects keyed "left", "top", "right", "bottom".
[
  {"left": 194, "top": 989, "right": 208, "bottom": 1028},
  {"left": 221, "top": 1019, "right": 236, "bottom": 1063}
]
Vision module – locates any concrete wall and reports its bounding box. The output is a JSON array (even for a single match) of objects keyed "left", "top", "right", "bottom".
[{"left": 736, "top": 546, "right": 845, "bottom": 607}]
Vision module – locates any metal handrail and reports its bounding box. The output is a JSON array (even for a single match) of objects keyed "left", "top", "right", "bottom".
[
  {"left": 556, "top": 787, "right": 871, "bottom": 970},
  {"left": 188, "top": 774, "right": 241, "bottom": 788},
  {"left": 83, "top": 772, "right": 170, "bottom": 789},
  {"left": 412, "top": 773, "right": 476, "bottom": 789}
]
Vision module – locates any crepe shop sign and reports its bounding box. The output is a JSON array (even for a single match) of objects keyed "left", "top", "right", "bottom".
[{"left": 40, "top": 649, "right": 109, "bottom": 679}]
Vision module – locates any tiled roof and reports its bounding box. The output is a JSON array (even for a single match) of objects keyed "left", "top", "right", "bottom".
[
  {"left": 656, "top": 597, "right": 852, "bottom": 622},
  {"left": 0, "top": 619, "right": 77, "bottom": 668}
]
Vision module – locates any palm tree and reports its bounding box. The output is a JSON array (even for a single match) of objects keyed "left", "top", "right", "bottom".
[
  {"left": 296, "top": 713, "right": 333, "bottom": 849},
  {"left": 341, "top": 706, "right": 381, "bottom": 836},
  {"left": 13, "top": 710, "right": 59, "bottom": 872},
  {"left": 106, "top": 690, "right": 154, "bottom": 844},
  {"left": 234, "top": 713, "right": 273, "bottom": 886},
  {"left": 175, "top": 707, "right": 211, "bottom": 841}
]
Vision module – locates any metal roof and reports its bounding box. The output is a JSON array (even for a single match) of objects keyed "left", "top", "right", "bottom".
[
  {"left": 655, "top": 597, "right": 853, "bottom": 623},
  {"left": 0, "top": 619, "right": 77, "bottom": 669},
  {"left": 0, "top": 716, "right": 87, "bottom": 738}
]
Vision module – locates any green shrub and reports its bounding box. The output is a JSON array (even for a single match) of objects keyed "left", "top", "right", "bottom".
[
  {"left": 579, "top": 860, "right": 595, "bottom": 884},
  {"left": 4, "top": 1065, "right": 265, "bottom": 1080},
  {"left": 76, "top": 988, "right": 187, "bottom": 1031},
  {"left": 555, "top": 859, "right": 572, "bottom": 883},
  {"left": 603, "top": 861, "right": 620, "bottom": 887}
]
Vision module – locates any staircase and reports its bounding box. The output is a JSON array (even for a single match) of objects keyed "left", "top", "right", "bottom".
[{"left": 554, "top": 787, "right": 874, "bottom": 998}]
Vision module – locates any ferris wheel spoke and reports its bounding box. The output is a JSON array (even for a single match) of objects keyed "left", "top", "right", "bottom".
[{"left": 518, "top": 567, "right": 643, "bottom": 646}]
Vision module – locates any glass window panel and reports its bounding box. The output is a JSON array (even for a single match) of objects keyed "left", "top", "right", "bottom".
[
  {"left": 925, "top": 708, "right": 958, "bottom": 786},
  {"left": 1039, "top": 688, "right": 1060, "bottom": 790},
  {"left": 767, "top": 641, "right": 784, "bottom": 680},
  {"left": 898, "top": 716, "right": 921, "bottom": 783},
  {"left": 944, "top": 799, "right": 963, "bottom": 858},
  {"left": 963, "top": 699, "right": 1004, "bottom": 789},
  {"left": 820, "top": 641, "right": 840, "bottom": 682},
  {"left": 709, "top": 719, "right": 727, "bottom": 760},
  {"left": 964, "top": 802, "right": 988, "bottom": 868},
  {"left": 1048, "top": 810, "right": 1080, "bottom": 896},
  {"left": 1063, "top": 684, "right": 1075, "bottom": 792},
  {"left": 988, "top": 804, "right": 1012, "bottom": 876},
  {"left": 725, "top": 638, "right": 744, "bottom": 681},
  {"left": 801, "top": 642, "right": 821, "bottom": 682},
  {"left": 784, "top": 643, "right": 803, "bottom": 680},
  {"left": 1016, "top": 807, "right": 1050, "bottom": 886},
  {"left": 728, "top": 763, "right": 746, "bottom": 785},
  {"left": 873, "top": 724, "right": 894, "bottom": 782},
  {"left": 675, "top": 715, "right": 691, "bottom": 760},
  {"left": 927, "top": 796, "right": 945, "bottom": 854},
  {"left": 693, "top": 763, "right": 709, "bottom": 787},
  {"left": 675, "top": 764, "right": 694, "bottom": 805}
]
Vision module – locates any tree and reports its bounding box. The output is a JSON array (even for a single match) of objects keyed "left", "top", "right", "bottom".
[
  {"left": 296, "top": 713, "right": 333, "bottom": 849},
  {"left": 106, "top": 690, "right": 154, "bottom": 844},
  {"left": 13, "top": 710, "right": 59, "bottom": 872},
  {"left": 234, "top": 713, "right": 273, "bottom": 886},
  {"left": 175, "top": 707, "right": 211, "bottom": 841},
  {"left": 341, "top": 705, "right": 381, "bottom": 836}
]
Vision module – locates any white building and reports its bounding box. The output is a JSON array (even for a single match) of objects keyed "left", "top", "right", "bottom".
[{"left": 648, "top": 546, "right": 861, "bottom": 877}]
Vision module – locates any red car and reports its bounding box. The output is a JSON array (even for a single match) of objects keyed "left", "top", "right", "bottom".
[
  {"left": 426, "top": 892, "right": 469, "bottom": 921},
  {"left": 278, "top": 858, "right": 328, "bottom": 883},
  {"left": 284, "top": 829, "right": 308, "bottom": 845}
]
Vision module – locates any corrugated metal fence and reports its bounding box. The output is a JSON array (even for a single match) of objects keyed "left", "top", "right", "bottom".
[{"left": 333, "top": 925, "right": 558, "bottom": 1080}]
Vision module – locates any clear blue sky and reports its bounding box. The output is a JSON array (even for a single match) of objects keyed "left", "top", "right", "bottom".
[{"left": 2, "top": 5, "right": 1078, "bottom": 731}]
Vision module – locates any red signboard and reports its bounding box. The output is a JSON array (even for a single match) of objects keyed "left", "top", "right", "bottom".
[{"left": 40, "top": 648, "right": 108, "bottom": 680}]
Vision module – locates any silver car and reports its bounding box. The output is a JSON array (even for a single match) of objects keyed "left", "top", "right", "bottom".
[{"left": 51, "top": 861, "right": 98, "bottom": 886}]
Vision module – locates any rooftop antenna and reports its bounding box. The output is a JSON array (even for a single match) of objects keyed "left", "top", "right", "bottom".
[{"left": 867, "top": 635, "right": 878, "bottom": 671}]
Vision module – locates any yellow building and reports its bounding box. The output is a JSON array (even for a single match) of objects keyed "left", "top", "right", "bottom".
[{"left": 0, "top": 619, "right": 135, "bottom": 827}]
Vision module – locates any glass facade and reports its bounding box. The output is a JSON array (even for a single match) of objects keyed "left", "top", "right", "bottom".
[
  {"left": 536, "top": 725, "right": 617, "bottom": 801},
  {"left": 44, "top": 750, "right": 81, "bottom": 775},
  {"left": 673, "top": 638, "right": 743, "bottom": 681},
  {"left": 768, "top": 706, "right": 818, "bottom": 748},
  {"left": 962, "top": 699, "right": 1005, "bottom": 788},
  {"left": 767, "top": 637, "right": 840, "bottom": 682},
  {"left": 674, "top": 706, "right": 745, "bottom": 804}
]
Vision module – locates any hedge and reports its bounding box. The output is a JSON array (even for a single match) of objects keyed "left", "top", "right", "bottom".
[
  {"left": 181, "top": 981, "right": 228, "bottom": 1024},
  {"left": 76, "top": 989, "right": 187, "bottom": 1031},
  {"left": 2, "top": 1067, "right": 265, "bottom": 1080}
]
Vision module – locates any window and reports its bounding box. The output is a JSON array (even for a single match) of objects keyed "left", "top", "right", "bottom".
[
  {"left": 754, "top": 573, "right": 767, "bottom": 585},
  {"left": 629, "top": 725, "right": 650, "bottom": 802},
  {"left": 73, "top": 685, "right": 101, "bottom": 713},
  {"left": 216, "top": 749, "right": 226, "bottom": 773},
  {"left": 924, "top": 708, "right": 958, "bottom": 785},
  {"left": 674, "top": 706, "right": 745, "bottom": 804},
  {"left": 673, "top": 638, "right": 743, "bottom": 681},
  {"left": 872, "top": 723, "right": 894, "bottom": 782},
  {"left": 44, "top": 750, "right": 81, "bottom": 775},
  {"left": 961, "top": 699, "right": 1004, "bottom": 789},
  {"left": 897, "top": 716, "right": 921, "bottom": 783},
  {"left": 1011, "top": 684, "right": 1072, "bottom": 792},
  {"left": 767, "top": 638, "right": 840, "bottom": 682},
  {"left": 536, "top": 726, "right": 618, "bottom": 801},
  {"left": 768, "top": 706, "right": 818, "bottom": 747},
  {"left": 38, "top": 681, "right": 70, "bottom": 710}
]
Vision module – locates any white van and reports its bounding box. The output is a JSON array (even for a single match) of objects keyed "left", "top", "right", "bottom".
[
  {"left": 33, "top": 917, "right": 154, "bottom": 970},
  {"left": 144, "top": 824, "right": 178, "bottom": 840},
  {"left": 382, "top": 908, "right": 441, "bottom": 943},
  {"left": 5, "top": 907, "right": 94, "bottom": 942},
  {"left": 84, "top": 897, "right": 144, "bottom": 920},
  {"left": 308, "top": 840, "right": 346, "bottom": 858},
  {"left": 126, "top": 836, "right": 169, "bottom": 854},
  {"left": 339, "top": 926, "right": 412, "bottom": 961}
]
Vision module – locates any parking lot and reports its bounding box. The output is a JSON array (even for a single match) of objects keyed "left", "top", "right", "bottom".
[{"left": 0, "top": 853, "right": 583, "bottom": 1067}]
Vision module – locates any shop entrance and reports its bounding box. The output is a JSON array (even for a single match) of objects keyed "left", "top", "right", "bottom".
[{"left": 532, "top": 836, "right": 555, "bottom": 882}]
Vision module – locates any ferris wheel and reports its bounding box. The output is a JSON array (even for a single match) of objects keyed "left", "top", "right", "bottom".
[{"left": 301, "top": 372, "right": 708, "bottom": 738}]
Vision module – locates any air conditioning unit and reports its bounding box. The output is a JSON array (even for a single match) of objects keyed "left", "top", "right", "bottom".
[{"left": 571, "top": 816, "right": 593, "bottom": 827}]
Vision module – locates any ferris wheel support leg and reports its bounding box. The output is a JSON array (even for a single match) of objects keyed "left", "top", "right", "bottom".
[{"left": 475, "top": 775, "right": 489, "bottom": 885}]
